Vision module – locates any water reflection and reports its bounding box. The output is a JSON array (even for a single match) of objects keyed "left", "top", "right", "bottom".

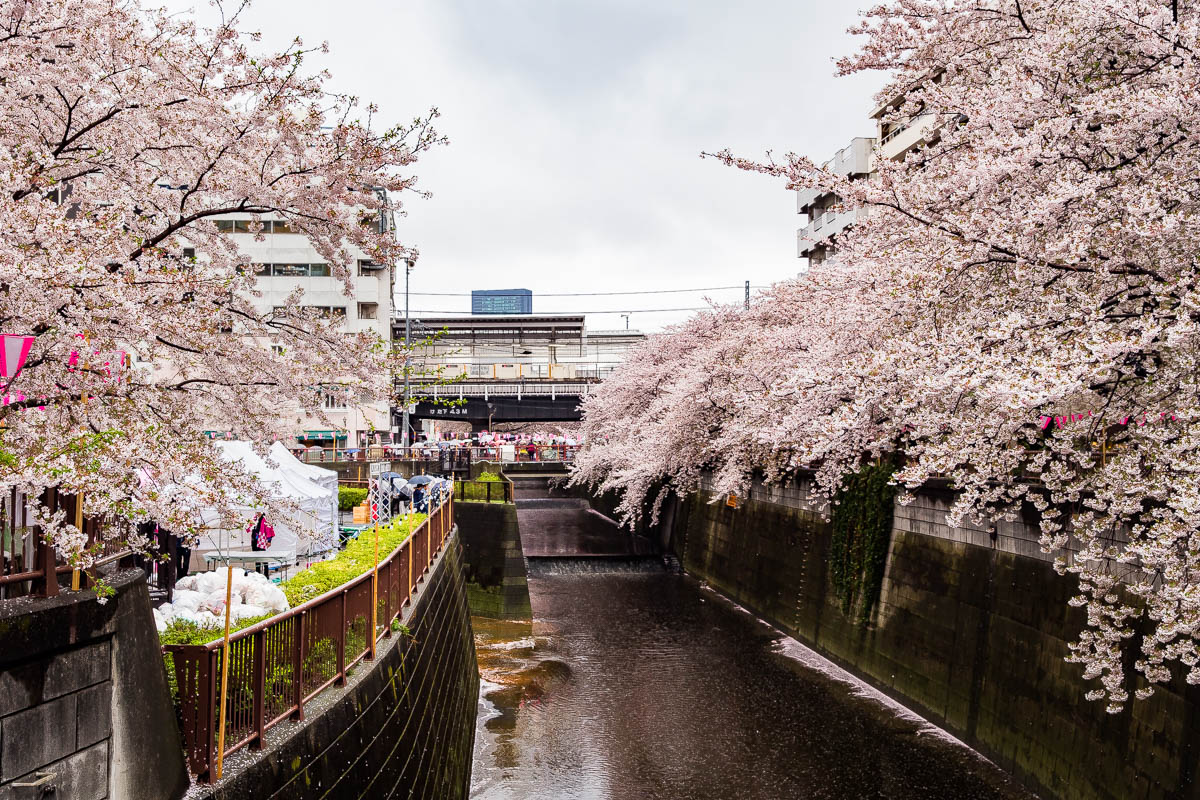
[{"left": 471, "top": 572, "right": 1035, "bottom": 800}]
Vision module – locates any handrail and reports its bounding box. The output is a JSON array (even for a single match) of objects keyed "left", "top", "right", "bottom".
[
  {"left": 453, "top": 477, "right": 514, "bottom": 504},
  {"left": 164, "top": 494, "right": 455, "bottom": 782},
  {"left": 301, "top": 444, "right": 580, "bottom": 464},
  {"left": 1, "top": 486, "right": 136, "bottom": 598}
]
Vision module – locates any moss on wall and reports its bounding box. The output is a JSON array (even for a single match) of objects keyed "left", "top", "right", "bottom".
[
  {"left": 677, "top": 486, "right": 1200, "bottom": 800},
  {"left": 830, "top": 460, "right": 897, "bottom": 624}
]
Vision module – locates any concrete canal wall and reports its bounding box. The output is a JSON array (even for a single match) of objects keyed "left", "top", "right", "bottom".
[
  {"left": 197, "top": 532, "right": 478, "bottom": 800},
  {"left": 455, "top": 502, "right": 531, "bottom": 620},
  {"left": 0, "top": 569, "right": 188, "bottom": 800},
  {"left": 674, "top": 479, "right": 1200, "bottom": 800}
]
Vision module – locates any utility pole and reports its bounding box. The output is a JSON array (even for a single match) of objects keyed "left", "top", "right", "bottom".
[
  {"left": 744, "top": 280, "right": 750, "bottom": 310},
  {"left": 620, "top": 313, "right": 630, "bottom": 330},
  {"left": 400, "top": 258, "right": 414, "bottom": 451}
]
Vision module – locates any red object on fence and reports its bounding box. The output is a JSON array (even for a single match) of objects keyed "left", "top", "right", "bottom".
[{"left": 163, "top": 496, "right": 455, "bottom": 782}]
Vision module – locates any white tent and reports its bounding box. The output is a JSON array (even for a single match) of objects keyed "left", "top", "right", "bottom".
[
  {"left": 269, "top": 441, "right": 339, "bottom": 535},
  {"left": 197, "top": 441, "right": 338, "bottom": 561},
  {"left": 269, "top": 441, "right": 338, "bottom": 492}
]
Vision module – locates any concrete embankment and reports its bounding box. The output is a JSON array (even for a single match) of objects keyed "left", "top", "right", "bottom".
[
  {"left": 195, "top": 531, "right": 478, "bottom": 800},
  {"left": 670, "top": 477, "right": 1200, "bottom": 800},
  {"left": 0, "top": 568, "right": 189, "bottom": 800}
]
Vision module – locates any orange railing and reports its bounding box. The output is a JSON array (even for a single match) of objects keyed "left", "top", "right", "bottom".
[{"left": 163, "top": 495, "right": 455, "bottom": 782}]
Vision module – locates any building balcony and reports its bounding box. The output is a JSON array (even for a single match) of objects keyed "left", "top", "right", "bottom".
[
  {"left": 796, "top": 207, "right": 861, "bottom": 257},
  {"left": 877, "top": 112, "right": 938, "bottom": 162},
  {"left": 797, "top": 137, "right": 876, "bottom": 214}
]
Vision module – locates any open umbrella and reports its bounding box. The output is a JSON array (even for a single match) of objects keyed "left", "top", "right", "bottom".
[
  {"left": 381, "top": 473, "right": 414, "bottom": 498},
  {"left": 407, "top": 474, "right": 436, "bottom": 486}
]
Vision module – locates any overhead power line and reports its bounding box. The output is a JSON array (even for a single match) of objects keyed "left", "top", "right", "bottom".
[
  {"left": 405, "top": 307, "right": 717, "bottom": 315},
  {"left": 408, "top": 285, "right": 770, "bottom": 297}
]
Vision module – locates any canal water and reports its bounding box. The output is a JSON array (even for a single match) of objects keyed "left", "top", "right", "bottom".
[{"left": 470, "top": 567, "right": 1036, "bottom": 800}]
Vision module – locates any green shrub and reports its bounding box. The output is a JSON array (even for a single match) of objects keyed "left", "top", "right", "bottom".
[
  {"left": 338, "top": 486, "right": 368, "bottom": 512},
  {"left": 282, "top": 514, "right": 423, "bottom": 606},
  {"left": 159, "top": 614, "right": 275, "bottom": 648},
  {"left": 458, "top": 471, "right": 508, "bottom": 503}
]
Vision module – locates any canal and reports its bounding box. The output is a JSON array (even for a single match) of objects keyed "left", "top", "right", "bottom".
[{"left": 470, "top": 566, "right": 1036, "bottom": 800}]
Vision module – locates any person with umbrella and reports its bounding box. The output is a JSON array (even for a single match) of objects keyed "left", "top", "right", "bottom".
[{"left": 408, "top": 474, "right": 436, "bottom": 513}]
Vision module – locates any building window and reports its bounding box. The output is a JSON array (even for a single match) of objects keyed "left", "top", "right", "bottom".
[
  {"left": 304, "top": 306, "right": 346, "bottom": 319},
  {"left": 358, "top": 259, "right": 382, "bottom": 276},
  {"left": 251, "top": 263, "right": 332, "bottom": 277},
  {"left": 358, "top": 302, "right": 378, "bottom": 320},
  {"left": 272, "top": 263, "right": 309, "bottom": 277},
  {"left": 321, "top": 386, "right": 348, "bottom": 410},
  {"left": 215, "top": 219, "right": 300, "bottom": 234}
]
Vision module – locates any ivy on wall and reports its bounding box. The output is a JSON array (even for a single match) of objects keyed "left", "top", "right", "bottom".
[{"left": 830, "top": 459, "right": 898, "bottom": 625}]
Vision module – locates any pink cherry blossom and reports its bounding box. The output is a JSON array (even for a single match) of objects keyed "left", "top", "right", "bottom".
[
  {"left": 0, "top": 0, "right": 443, "bottom": 567},
  {"left": 577, "top": 0, "right": 1200, "bottom": 711}
]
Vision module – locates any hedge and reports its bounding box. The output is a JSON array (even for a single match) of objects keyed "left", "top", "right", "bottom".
[{"left": 338, "top": 486, "right": 368, "bottom": 512}]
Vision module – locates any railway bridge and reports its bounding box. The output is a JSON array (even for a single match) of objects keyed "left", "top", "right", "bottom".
[{"left": 404, "top": 380, "right": 593, "bottom": 430}]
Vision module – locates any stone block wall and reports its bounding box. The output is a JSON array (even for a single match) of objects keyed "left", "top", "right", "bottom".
[
  {"left": 0, "top": 640, "right": 111, "bottom": 799},
  {"left": 676, "top": 485, "right": 1200, "bottom": 800},
  {"left": 0, "top": 569, "right": 188, "bottom": 800},
  {"left": 197, "top": 532, "right": 478, "bottom": 800}
]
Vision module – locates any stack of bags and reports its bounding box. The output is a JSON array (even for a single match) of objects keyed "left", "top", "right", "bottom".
[{"left": 153, "top": 568, "right": 289, "bottom": 632}]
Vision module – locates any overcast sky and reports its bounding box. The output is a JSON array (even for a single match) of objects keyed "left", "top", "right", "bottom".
[{"left": 171, "top": 0, "right": 883, "bottom": 330}]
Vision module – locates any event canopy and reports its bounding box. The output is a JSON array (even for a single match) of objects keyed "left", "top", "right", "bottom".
[{"left": 196, "top": 441, "right": 338, "bottom": 561}]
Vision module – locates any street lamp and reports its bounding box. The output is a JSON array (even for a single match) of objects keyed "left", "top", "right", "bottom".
[{"left": 0, "top": 334, "right": 35, "bottom": 394}]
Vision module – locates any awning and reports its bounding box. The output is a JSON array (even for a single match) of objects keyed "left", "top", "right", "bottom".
[{"left": 296, "top": 430, "right": 348, "bottom": 442}]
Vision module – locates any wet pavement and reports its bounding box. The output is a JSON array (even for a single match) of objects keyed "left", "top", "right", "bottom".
[{"left": 470, "top": 570, "right": 1037, "bottom": 800}]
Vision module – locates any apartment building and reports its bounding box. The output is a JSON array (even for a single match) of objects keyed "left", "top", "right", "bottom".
[
  {"left": 797, "top": 80, "right": 941, "bottom": 269},
  {"left": 208, "top": 213, "right": 396, "bottom": 448},
  {"left": 796, "top": 136, "right": 875, "bottom": 267}
]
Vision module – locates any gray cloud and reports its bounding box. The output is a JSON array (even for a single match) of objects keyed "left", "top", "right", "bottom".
[{"left": 168, "top": 0, "right": 881, "bottom": 329}]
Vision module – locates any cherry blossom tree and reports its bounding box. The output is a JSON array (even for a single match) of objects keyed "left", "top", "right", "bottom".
[
  {"left": 577, "top": 0, "right": 1200, "bottom": 710},
  {"left": 0, "top": 0, "right": 444, "bottom": 566}
]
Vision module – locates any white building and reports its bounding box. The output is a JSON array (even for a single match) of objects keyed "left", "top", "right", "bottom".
[
  {"left": 796, "top": 136, "right": 875, "bottom": 267},
  {"left": 210, "top": 213, "right": 396, "bottom": 448},
  {"left": 797, "top": 80, "right": 942, "bottom": 269},
  {"left": 393, "top": 314, "right": 645, "bottom": 383}
]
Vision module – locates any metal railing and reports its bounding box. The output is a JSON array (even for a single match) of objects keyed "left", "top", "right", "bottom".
[
  {"left": 1, "top": 487, "right": 136, "bottom": 600},
  {"left": 453, "top": 478, "right": 514, "bottom": 504},
  {"left": 429, "top": 381, "right": 595, "bottom": 399},
  {"left": 163, "top": 495, "right": 455, "bottom": 782},
  {"left": 299, "top": 445, "right": 579, "bottom": 465}
]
